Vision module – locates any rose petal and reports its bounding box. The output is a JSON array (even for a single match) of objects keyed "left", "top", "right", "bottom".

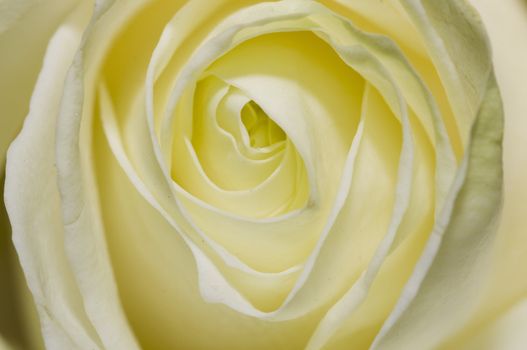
[
  {"left": 0, "top": 0, "right": 80, "bottom": 171},
  {"left": 4, "top": 3, "right": 104, "bottom": 348},
  {"left": 445, "top": 298, "right": 527, "bottom": 350},
  {"left": 372, "top": 75, "right": 503, "bottom": 350}
]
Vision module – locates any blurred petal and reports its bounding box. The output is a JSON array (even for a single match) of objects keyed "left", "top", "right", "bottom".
[
  {"left": 0, "top": 335, "right": 12, "bottom": 350},
  {"left": 4, "top": 3, "right": 104, "bottom": 349},
  {"left": 0, "top": 0, "right": 81, "bottom": 171},
  {"left": 449, "top": 298, "right": 527, "bottom": 350}
]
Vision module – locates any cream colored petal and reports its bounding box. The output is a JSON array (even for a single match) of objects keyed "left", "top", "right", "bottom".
[
  {"left": 94, "top": 119, "right": 320, "bottom": 349},
  {"left": 0, "top": 0, "right": 80, "bottom": 172},
  {"left": 372, "top": 74, "right": 503, "bottom": 350},
  {"left": 470, "top": 0, "right": 527, "bottom": 316},
  {"left": 438, "top": 0, "right": 527, "bottom": 346},
  {"left": 447, "top": 298, "right": 527, "bottom": 350},
  {"left": 46, "top": 1, "right": 158, "bottom": 349},
  {"left": 398, "top": 0, "right": 494, "bottom": 147},
  {"left": 4, "top": 3, "right": 103, "bottom": 349},
  {"left": 321, "top": 0, "right": 427, "bottom": 58},
  {"left": 368, "top": 0, "right": 505, "bottom": 348},
  {"left": 306, "top": 85, "right": 436, "bottom": 349},
  {"left": 303, "top": 84, "right": 401, "bottom": 350},
  {"left": 322, "top": 0, "right": 463, "bottom": 158}
]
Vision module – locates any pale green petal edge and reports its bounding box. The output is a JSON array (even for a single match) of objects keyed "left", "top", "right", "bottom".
[
  {"left": 372, "top": 72, "right": 503, "bottom": 349},
  {"left": 372, "top": 72, "right": 503, "bottom": 350},
  {"left": 369, "top": 0, "right": 504, "bottom": 347}
]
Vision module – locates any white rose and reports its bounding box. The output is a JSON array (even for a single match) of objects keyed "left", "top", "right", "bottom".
[{"left": 0, "top": 0, "right": 525, "bottom": 349}]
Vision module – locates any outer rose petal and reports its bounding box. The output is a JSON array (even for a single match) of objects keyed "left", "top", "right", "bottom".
[
  {"left": 4, "top": 3, "right": 100, "bottom": 348},
  {"left": 369, "top": 0, "right": 505, "bottom": 349},
  {"left": 438, "top": 0, "right": 527, "bottom": 347},
  {"left": 455, "top": 298, "right": 527, "bottom": 350},
  {"left": 4, "top": 2, "right": 138, "bottom": 349},
  {"left": 470, "top": 0, "right": 527, "bottom": 305},
  {"left": 0, "top": 0, "right": 81, "bottom": 172},
  {"left": 1, "top": 1, "right": 82, "bottom": 347}
]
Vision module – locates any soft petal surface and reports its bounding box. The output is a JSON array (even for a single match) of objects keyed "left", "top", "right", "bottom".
[
  {"left": 0, "top": 0, "right": 81, "bottom": 171},
  {"left": 368, "top": 0, "right": 505, "bottom": 349},
  {"left": 450, "top": 298, "right": 527, "bottom": 350},
  {"left": 4, "top": 3, "right": 103, "bottom": 349},
  {"left": 4, "top": 1, "right": 140, "bottom": 349},
  {"left": 438, "top": 0, "right": 527, "bottom": 347}
]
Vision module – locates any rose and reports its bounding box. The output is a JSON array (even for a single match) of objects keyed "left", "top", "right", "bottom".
[
  {"left": 1, "top": 0, "right": 524, "bottom": 348},
  {"left": 0, "top": 0, "right": 525, "bottom": 349}
]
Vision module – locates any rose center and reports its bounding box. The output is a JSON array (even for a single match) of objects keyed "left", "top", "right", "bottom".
[{"left": 241, "top": 101, "right": 286, "bottom": 148}]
